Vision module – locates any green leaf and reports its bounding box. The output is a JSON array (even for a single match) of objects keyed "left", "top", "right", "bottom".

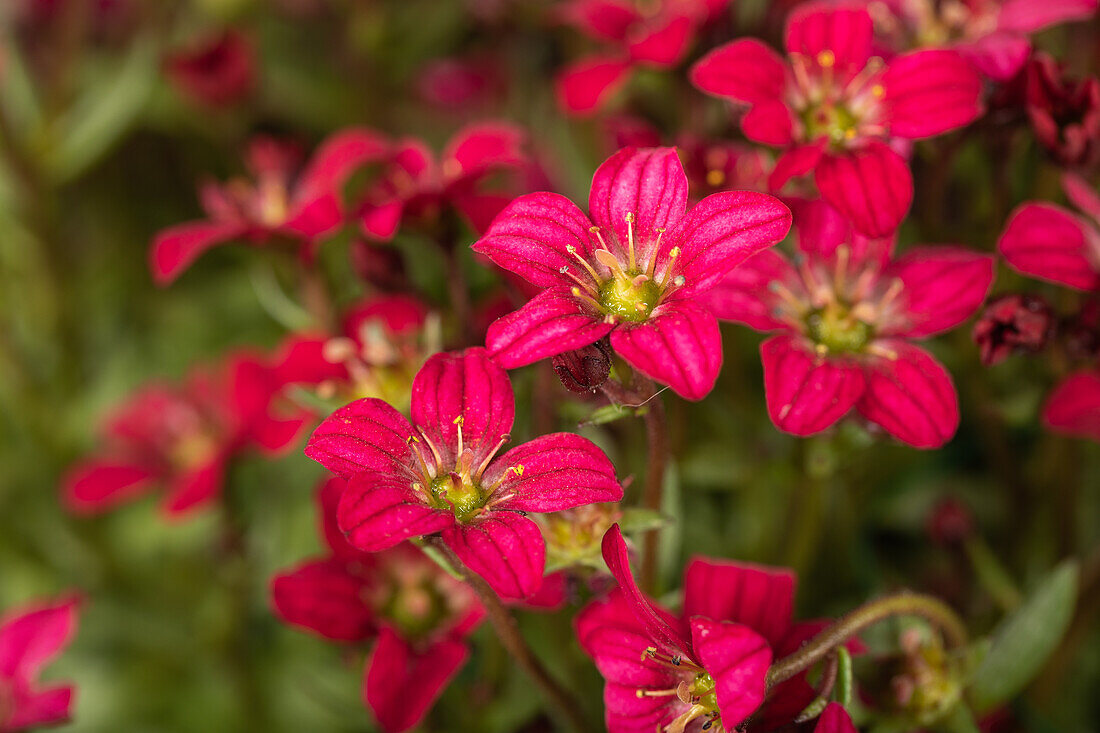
[
  {"left": 968, "top": 560, "right": 1078, "bottom": 713},
  {"left": 935, "top": 704, "right": 980, "bottom": 733},
  {"left": 579, "top": 403, "right": 644, "bottom": 427},
  {"left": 618, "top": 508, "right": 666, "bottom": 534}
]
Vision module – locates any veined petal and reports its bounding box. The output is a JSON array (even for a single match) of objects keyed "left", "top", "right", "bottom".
[
  {"left": 883, "top": 50, "right": 984, "bottom": 139},
  {"left": 815, "top": 143, "right": 913, "bottom": 238},
  {"left": 699, "top": 249, "right": 800, "bottom": 331},
  {"left": 149, "top": 220, "right": 246, "bottom": 285},
  {"left": 690, "top": 39, "right": 789, "bottom": 104},
  {"left": 365, "top": 631, "right": 468, "bottom": 733},
  {"left": 486, "top": 433, "right": 622, "bottom": 512},
  {"left": 338, "top": 473, "right": 455, "bottom": 552},
  {"left": 485, "top": 288, "right": 614, "bottom": 368},
  {"left": 857, "top": 340, "right": 959, "bottom": 449},
  {"left": 882, "top": 247, "right": 995, "bottom": 338},
  {"left": 661, "top": 189, "right": 792, "bottom": 297},
  {"left": 761, "top": 335, "right": 866, "bottom": 436},
  {"left": 1043, "top": 371, "right": 1100, "bottom": 441},
  {"left": 689, "top": 618, "right": 771, "bottom": 728},
  {"left": 576, "top": 591, "right": 681, "bottom": 688},
  {"left": 610, "top": 301, "right": 723, "bottom": 401},
  {"left": 61, "top": 460, "right": 157, "bottom": 513},
  {"left": 443, "top": 513, "right": 546, "bottom": 600},
  {"left": 555, "top": 56, "right": 633, "bottom": 115},
  {"left": 305, "top": 398, "right": 419, "bottom": 478},
  {"left": 411, "top": 348, "right": 514, "bottom": 466},
  {"left": 998, "top": 202, "right": 1100, "bottom": 290},
  {"left": 589, "top": 147, "right": 689, "bottom": 261},
  {"left": 270, "top": 559, "right": 376, "bottom": 641},
  {"left": 785, "top": 3, "right": 874, "bottom": 77},
  {"left": 683, "top": 559, "right": 795, "bottom": 648},
  {"left": 472, "top": 192, "right": 599, "bottom": 289}
]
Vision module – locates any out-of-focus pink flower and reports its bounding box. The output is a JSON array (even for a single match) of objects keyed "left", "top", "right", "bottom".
[
  {"left": 151, "top": 129, "right": 389, "bottom": 284},
  {"left": 678, "top": 136, "right": 771, "bottom": 198},
  {"left": 62, "top": 353, "right": 308, "bottom": 516},
  {"left": 415, "top": 56, "right": 504, "bottom": 112},
  {"left": 357, "top": 122, "right": 532, "bottom": 242},
  {"left": 0, "top": 597, "right": 80, "bottom": 733},
  {"left": 1025, "top": 53, "right": 1100, "bottom": 169},
  {"left": 271, "top": 477, "right": 482, "bottom": 733},
  {"left": 691, "top": 3, "right": 983, "bottom": 237},
  {"left": 1044, "top": 369, "right": 1100, "bottom": 441},
  {"left": 304, "top": 348, "right": 623, "bottom": 600},
  {"left": 998, "top": 172, "right": 1100, "bottom": 291},
  {"left": 972, "top": 293, "right": 1055, "bottom": 366},
  {"left": 873, "top": 0, "right": 1098, "bottom": 81},
  {"left": 704, "top": 199, "right": 993, "bottom": 447},
  {"left": 473, "top": 146, "right": 791, "bottom": 400},
  {"left": 555, "top": 0, "right": 730, "bottom": 114},
  {"left": 163, "top": 29, "right": 256, "bottom": 108}
]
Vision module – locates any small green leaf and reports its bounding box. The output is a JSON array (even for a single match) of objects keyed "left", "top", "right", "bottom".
[
  {"left": 579, "top": 403, "right": 642, "bottom": 427},
  {"left": 835, "top": 646, "right": 853, "bottom": 708},
  {"left": 968, "top": 560, "right": 1078, "bottom": 713},
  {"left": 935, "top": 703, "right": 979, "bottom": 733},
  {"left": 618, "top": 508, "right": 666, "bottom": 534}
]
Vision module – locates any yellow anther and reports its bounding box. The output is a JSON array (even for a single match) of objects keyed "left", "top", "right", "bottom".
[
  {"left": 872, "top": 84, "right": 885, "bottom": 98},
  {"left": 706, "top": 169, "right": 725, "bottom": 187},
  {"left": 567, "top": 244, "right": 577, "bottom": 254},
  {"left": 816, "top": 50, "right": 835, "bottom": 68},
  {"left": 453, "top": 415, "right": 464, "bottom": 425}
]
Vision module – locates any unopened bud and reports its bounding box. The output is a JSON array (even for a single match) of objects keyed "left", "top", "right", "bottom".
[
  {"left": 927, "top": 497, "right": 974, "bottom": 547},
  {"left": 552, "top": 339, "right": 612, "bottom": 394},
  {"left": 972, "top": 294, "right": 1054, "bottom": 366}
]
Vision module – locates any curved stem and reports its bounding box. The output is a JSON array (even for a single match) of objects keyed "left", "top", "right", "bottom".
[
  {"left": 428, "top": 537, "right": 591, "bottom": 733},
  {"left": 767, "top": 592, "right": 968, "bottom": 689},
  {"left": 638, "top": 392, "right": 667, "bottom": 593}
]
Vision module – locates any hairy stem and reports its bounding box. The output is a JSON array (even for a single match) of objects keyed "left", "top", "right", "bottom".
[
  {"left": 428, "top": 538, "right": 590, "bottom": 733},
  {"left": 767, "top": 592, "right": 968, "bottom": 689}
]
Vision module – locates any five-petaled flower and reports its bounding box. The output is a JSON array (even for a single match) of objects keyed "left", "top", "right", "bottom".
[
  {"left": 473, "top": 146, "right": 792, "bottom": 401},
  {"left": 691, "top": 2, "right": 983, "bottom": 237},
  {"left": 271, "top": 477, "right": 482, "bottom": 733},
  {"left": 150, "top": 129, "right": 388, "bottom": 284},
  {"left": 0, "top": 596, "right": 80, "bottom": 733},
  {"left": 703, "top": 199, "right": 994, "bottom": 448},
  {"left": 304, "top": 347, "right": 624, "bottom": 600}
]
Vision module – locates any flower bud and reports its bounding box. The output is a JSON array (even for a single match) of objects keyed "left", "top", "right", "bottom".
[
  {"left": 552, "top": 339, "right": 612, "bottom": 394},
  {"left": 926, "top": 498, "right": 974, "bottom": 547},
  {"left": 972, "top": 294, "right": 1054, "bottom": 366},
  {"left": 1025, "top": 53, "right": 1100, "bottom": 168}
]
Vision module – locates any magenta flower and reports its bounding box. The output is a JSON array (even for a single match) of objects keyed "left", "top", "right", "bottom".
[
  {"left": 691, "top": 3, "right": 983, "bottom": 237},
  {"left": 576, "top": 525, "right": 774, "bottom": 733},
  {"left": 703, "top": 199, "right": 994, "bottom": 448},
  {"left": 271, "top": 477, "right": 482, "bottom": 733},
  {"left": 0, "top": 596, "right": 80, "bottom": 732},
  {"left": 63, "top": 352, "right": 308, "bottom": 516},
  {"left": 473, "top": 146, "right": 792, "bottom": 400},
  {"left": 163, "top": 28, "right": 256, "bottom": 108},
  {"left": 555, "top": 0, "right": 729, "bottom": 115},
  {"left": 304, "top": 347, "right": 623, "bottom": 600},
  {"left": 151, "top": 129, "right": 388, "bottom": 284},
  {"left": 876, "top": 0, "right": 1098, "bottom": 81}
]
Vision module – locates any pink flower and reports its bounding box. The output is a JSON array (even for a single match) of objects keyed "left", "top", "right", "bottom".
[
  {"left": 691, "top": 3, "right": 983, "bottom": 237},
  {"left": 703, "top": 199, "right": 993, "bottom": 448},
  {"left": 151, "top": 129, "right": 388, "bottom": 284},
  {"left": 271, "top": 477, "right": 482, "bottom": 733},
  {"left": 163, "top": 29, "right": 256, "bottom": 107},
  {"left": 304, "top": 347, "right": 623, "bottom": 600},
  {"left": 576, "top": 525, "right": 774, "bottom": 733},
  {"left": 971, "top": 293, "right": 1054, "bottom": 366},
  {"left": 555, "top": 0, "right": 729, "bottom": 114},
  {"left": 357, "top": 122, "right": 532, "bottom": 241},
  {"left": 473, "top": 146, "right": 792, "bottom": 400},
  {"left": 875, "top": 0, "right": 1098, "bottom": 81},
  {"left": 62, "top": 353, "right": 307, "bottom": 516},
  {"left": 0, "top": 596, "right": 80, "bottom": 732}
]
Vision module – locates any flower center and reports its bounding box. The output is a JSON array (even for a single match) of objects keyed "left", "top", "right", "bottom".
[
  {"left": 801, "top": 101, "right": 860, "bottom": 145},
  {"left": 636, "top": 649, "right": 724, "bottom": 733},
  {"left": 806, "top": 303, "right": 874, "bottom": 354},
  {"left": 382, "top": 579, "right": 448, "bottom": 639},
  {"left": 429, "top": 474, "right": 486, "bottom": 523},
  {"left": 788, "top": 50, "right": 886, "bottom": 148},
  {"left": 598, "top": 273, "right": 662, "bottom": 323}
]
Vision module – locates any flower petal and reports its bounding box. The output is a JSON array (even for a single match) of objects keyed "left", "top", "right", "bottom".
[
  {"left": 662, "top": 189, "right": 792, "bottom": 297},
  {"left": 627, "top": 13, "right": 694, "bottom": 66},
  {"left": 472, "top": 191, "right": 599, "bottom": 289},
  {"left": 291, "top": 127, "right": 389, "bottom": 221},
  {"left": 411, "top": 348, "right": 515, "bottom": 466},
  {"left": 683, "top": 559, "right": 796, "bottom": 648},
  {"left": 689, "top": 617, "right": 772, "bottom": 727},
  {"left": 761, "top": 335, "right": 866, "bottom": 436},
  {"left": 815, "top": 142, "right": 913, "bottom": 238},
  {"left": 365, "top": 630, "right": 468, "bottom": 733},
  {"left": 1062, "top": 172, "right": 1100, "bottom": 223},
  {"left": 768, "top": 143, "right": 825, "bottom": 192},
  {"left": 270, "top": 559, "right": 375, "bottom": 641},
  {"left": 576, "top": 590, "right": 681, "bottom": 688},
  {"left": 610, "top": 301, "right": 723, "bottom": 401},
  {"left": 555, "top": 56, "right": 633, "bottom": 115},
  {"left": 785, "top": 3, "right": 873, "bottom": 76},
  {"left": 857, "top": 340, "right": 959, "bottom": 448},
  {"left": 1043, "top": 371, "right": 1100, "bottom": 441},
  {"left": 442, "top": 122, "right": 526, "bottom": 180},
  {"left": 305, "top": 398, "right": 418, "bottom": 478},
  {"left": 0, "top": 597, "right": 79, "bottom": 681},
  {"left": 881, "top": 246, "right": 994, "bottom": 338},
  {"left": 61, "top": 460, "right": 157, "bottom": 513},
  {"left": 814, "top": 702, "right": 858, "bottom": 733},
  {"left": 699, "top": 250, "right": 799, "bottom": 331},
  {"left": 4, "top": 686, "right": 74, "bottom": 731},
  {"left": 485, "top": 288, "right": 614, "bottom": 368},
  {"left": 997, "top": 0, "right": 1098, "bottom": 33},
  {"left": 601, "top": 524, "right": 693, "bottom": 657},
  {"left": 486, "top": 433, "right": 622, "bottom": 512},
  {"left": 997, "top": 202, "right": 1100, "bottom": 290},
  {"left": 338, "top": 473, "right": 455, "bottom": 552},
  {"left": 149, "top": 220, "right": 246, "bottom": 285},
  {"left": 589, "top": 147, "right": 689, "bottom": 261},
  {"left": 162, "top": 458, "right": 225, "bottom": 515},
  {"left": 741, "top": 100, "right": 795, "bottom": 147},
  {"left": 883, "top": 50, "right": 984, "bottom": 139},
  {"left": 956, "top": 33, "right": 1031, "bottom": 82},
  {"left": 443, "top": 513, "right": 546, "bottom": 600},
  {"left": 690, "top": 39, "right": 788, "bottom": 104}
]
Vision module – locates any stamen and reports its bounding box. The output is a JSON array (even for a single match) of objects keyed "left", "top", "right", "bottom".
[
  {"left": 571, "top": 286, "right": 605, "bottom": 313},
  {"left": 406, "top": 435, "right": 435, "bottom": 481},
  {"left": 834, "top": 244, "right": 850, "bottom": 296},
  {"left": 568, "top": 243, "right": 602, "bottom": 283},
  {"left": 453, "top": 415, "right": 465, "bottom": 456},
  {"left": 666, "top": 704, "right": 709, "bottom": 733},
  {"left": 768, "top": 281, "right": 809, "bottom": 316},
  {"left": 625, "top": 212, "right": 637, "bottom": 271},
  {"left": 485, "top": 464, "right": 525, "bottom": 495},
  {"left": 419, "top": 431, "right": 444, "bottom": 471},
  {"left": 473, "top": 434, "right": 511, "bottom": 482},
  {"left": 657, "top": 246, "right": 681, "bottom": 289},
  {"left": 647, "top": 228, "right": 666, "bottom": 279},
  {"left": 593, "top": 248, "right": 625, "bottom": 279},
  {"left": 560, "top": 266, "right": 600, "bottom": 296}
]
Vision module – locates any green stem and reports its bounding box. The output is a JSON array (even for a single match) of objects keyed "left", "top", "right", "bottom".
[{"left": 767, "top": 592, "right": 968, "bottom": 689}]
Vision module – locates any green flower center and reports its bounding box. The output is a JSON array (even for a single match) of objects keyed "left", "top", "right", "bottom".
[
  {"left": 429, "top": 474, "right": 486, "bottom": 523},
  {"left": 691, "top": 672, "right": 719, "bottom": 714},
  {"left": 806, "top": 303, "right": 874, "bottom": 354},
  {"left": 802, "top": 102, "right": 860, "bottom": 145},
  {"left": 382, "top": 581, "right": 448, "bottom": 639},
  {"left": 598, "top": 273, "right": 661, "bottom": 323}
]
